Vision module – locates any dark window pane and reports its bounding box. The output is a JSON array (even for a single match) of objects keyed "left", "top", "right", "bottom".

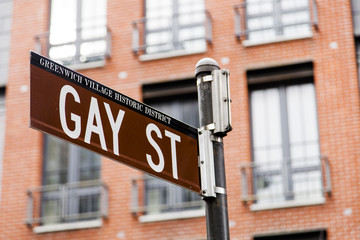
[
  {"left": 42, "top": 137, "right": 101, "bottom": 223},
  {"left": 44, "top": 136, "right": 69, "bottom": 185},
  {"left": 78, "top": 145, "right": 101, "bottom": 181},
  {"left": 79, "top": 194, "right": 100, "bottom": 214}
]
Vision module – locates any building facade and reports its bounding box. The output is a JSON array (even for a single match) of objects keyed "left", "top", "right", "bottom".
[{"left": 0, "top": 0, "right": 360, "bottom": 239}]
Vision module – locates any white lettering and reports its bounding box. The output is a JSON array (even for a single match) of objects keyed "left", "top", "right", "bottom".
[
  {"left": 146, "top": 123, "right": 164, "bottom": 173},
  {"left": 59, "top": 85, "right": 81, "bottom": 139},
  {"left": 165, "top": 130, "right": 181, "bottom": 179},
  {"left": 84, "top": 97, "right": 108, "bottom": 151},
  {"left": 104, "top": 102, "right": 125, "bottom": 156}
]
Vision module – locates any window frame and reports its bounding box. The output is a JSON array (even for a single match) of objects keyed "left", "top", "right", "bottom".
[
  {"left": 245, "top": 0, "right": 311, "bottom": 37},
  {"left": 41, "top": 135, "right": 102, "bottom": 225},
  {"left": 247, "top": 62, "right": 324, "bottom": 208},
  {"left": 46, "top": 0, "right": 109, "bottom": 68},
  {"left": 144, "top": 0, "right": 206, "bottom": 54},
  {"left": 351, "top": 0, "right": 360, "bottom": 36},
  {"left": 234, "top": 0, "right": 318, "bottom": 46},
  {"left": 133, "top": 0, "right": 210, "bottom": 60},
  {"left": 0, "top": 0, "right": 13, "bottom": 87}
]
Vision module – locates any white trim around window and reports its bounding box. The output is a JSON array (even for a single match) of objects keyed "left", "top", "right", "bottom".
[
  {"left": 250, "top": 197, "right": 325, "bottom": 211},
  {"left": 243, "top": 33, "right": 313, "bottom": 47},
  {"left": 139, "top": 208, "right": 205, "bottom": 223},
  {"left": 33, "top": 219, "right": 102, "bottom": 234},
  {"left": 139, "top": 48, "right": 206, "bottom": 61}
]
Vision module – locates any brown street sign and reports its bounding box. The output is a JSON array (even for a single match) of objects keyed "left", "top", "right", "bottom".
[{"left": 30, "top": 51, "right": 200, "bottom": 193}]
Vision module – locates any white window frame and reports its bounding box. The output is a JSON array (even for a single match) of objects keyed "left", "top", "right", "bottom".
[
  {"left": 248, "top": 77, "right": 324, "bottom": 209},
  {"left": 46, "top": 0, "right": 109, "bottom": 68},
  {"left": 234, "top": 0, "right": 318, "bottom": 46},
  {"left": 132, "top": 0, "right": 211, "bottom": 60}
]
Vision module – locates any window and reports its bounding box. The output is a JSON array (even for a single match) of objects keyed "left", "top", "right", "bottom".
[
  {"left": 0, "top": 0, "right": 11, "bottom": 202},
  {"left": 145, "top": 0, "right": 205, "bottom": 54},
  {"left": 254, "top": 229, "right": 327, "bottom": 240},
  {"left": 356, "top": 38, "right": 360, "bottom": 80},
  {"left": 0, "top": 88, "right": 5, "bottom": 204},
  {"left": 0, "top": 0, "right": 12, "bottom": 86},
  {"left": 47, "top": 0, "right": 108, "bottom": 66},
  {"left": 246, "top": 62, "right": 324, "bottom": 207},
  {"left": 351, "top": 0, "right": 360, "bottom": 36},
  {"left": 138, "top": 80, "right": 203, "bottom": 218},
  {"left": 235, "top": 0, "right": 316, "bottom": 43},
  {"left": 40, "top": 135, "right": 103, "bottom": 225},
  {"left": 132, "top": 0, "right": 210, "bottom": 57}
]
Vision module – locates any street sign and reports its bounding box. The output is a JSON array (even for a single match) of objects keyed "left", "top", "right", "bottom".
[{"left": 30, "top": 51, "right": 200, "bottom": 193}]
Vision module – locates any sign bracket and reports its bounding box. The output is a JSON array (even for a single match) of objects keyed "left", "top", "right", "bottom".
[
  {"left": 198, "top": 128, "right": 216, "bottom": 197},
  {"left": 195, "top": 57, "right": 231, "bottom": 240}
]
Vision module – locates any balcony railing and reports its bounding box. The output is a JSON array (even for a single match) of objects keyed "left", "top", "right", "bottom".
[
  {"left": 132, "top": 10, "right": 212, "bottom": 55},
  {"left": 34, "top": 25, "right": 111, "bottom": 67},
  {"left": 26, "top": 180, "right": 108, "bottom": 227},
  {"left": 234, "top": 0, "right": 318, "bottom": 42},
  {"left": 130, "top": 175, "right": 203, "bottom": 216},
  {"left": 240, "top": 155, "right": 331, "bottom": 204}
]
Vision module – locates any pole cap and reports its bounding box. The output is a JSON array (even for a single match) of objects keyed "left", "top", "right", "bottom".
[{"left": 195, "top": 58, "right": 220, "bottom": 77}]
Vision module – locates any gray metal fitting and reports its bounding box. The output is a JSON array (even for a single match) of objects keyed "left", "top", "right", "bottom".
[{"left": 195, "top": 58, "right": 220, "bottom": 77}]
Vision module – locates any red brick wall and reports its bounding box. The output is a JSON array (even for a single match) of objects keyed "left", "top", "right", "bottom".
[{"left": 1, "top": 0, "right": 360, "bottom": 239}]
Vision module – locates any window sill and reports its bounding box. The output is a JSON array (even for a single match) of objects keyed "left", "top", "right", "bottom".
[
  {"left": 33, "top": 219, "right": 102, "bottom": 234},
  {"left": 250, "top": 197, "right": 325, "bottom": 211},
  {"left": 66, "top": 59, "right": 106, "bottom": 71},
  {"left": 139, "top": 208, "right": 205, "bottom": 223},
  {"left": 139, "top": 48, "right": 206, "bottom": 62},
  {"left": 242, "top": 33, "right": 313, "bottom": 47}
]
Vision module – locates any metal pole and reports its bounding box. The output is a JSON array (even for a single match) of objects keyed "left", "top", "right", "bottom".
[{"left": 195, "top": 58, "right": 230, "bottom": 240}]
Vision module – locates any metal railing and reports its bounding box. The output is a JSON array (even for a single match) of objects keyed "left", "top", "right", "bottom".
[
  {"left": 130, "top": 175, "right": 203, "bottom": 215},
  {"left": 26, "top": 180, "right": 108, "bottom": 227},
  {"left": 132, "top": 10, "right": 212, "bottom": 55},
  {"left": 240, "top": 155, "right": 331, "bottom": 204},
  {"left": 34, "top": 25, "right": 111, "bottom": 65},
  {"left": 234, "top": 0, "right": 318, "bottom": 41}
]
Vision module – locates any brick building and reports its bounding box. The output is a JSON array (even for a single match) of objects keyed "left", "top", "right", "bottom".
[{"left": 0, "top": 0, "right": 360, "bottom": 239}]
